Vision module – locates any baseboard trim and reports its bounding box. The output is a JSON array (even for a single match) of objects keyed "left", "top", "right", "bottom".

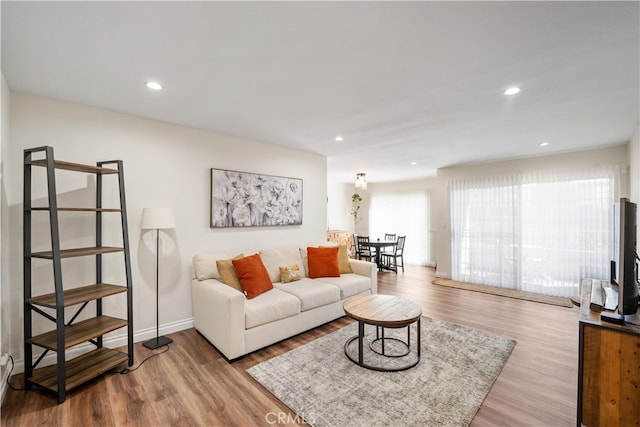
[{"left": 0, "top": 362, "right": 12, "bottom": 406}]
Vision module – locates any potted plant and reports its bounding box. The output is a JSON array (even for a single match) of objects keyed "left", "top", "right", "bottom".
[{"left": 351, "top": 193, "right": 363, "bottom": 225}]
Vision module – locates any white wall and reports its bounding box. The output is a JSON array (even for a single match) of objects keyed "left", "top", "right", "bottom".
[
  {"left": 1, "top": 73, "right": 10, "bottom": 394},
  {"left": 326, "top": 178, "right": 351, "bottom": 232},
  {"left": 629, "top": 126, "right": 639, "bottom": 203},
  {"left": 5, "top": 93, "right": 327, "bottom": 371},
  {"left": 629, "top": 125, "right": 640, "bottom": 249},
  {"left": 435, "top": 145, "right": 630, "bottom": 278}
]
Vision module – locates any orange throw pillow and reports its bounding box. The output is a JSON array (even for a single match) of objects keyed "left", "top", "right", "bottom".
[
  {"left": 232, "top": 254, "right": 273, "bottom": 299},
  {"left": 307, "top": 246, "right": 340, "bottom": 278}
]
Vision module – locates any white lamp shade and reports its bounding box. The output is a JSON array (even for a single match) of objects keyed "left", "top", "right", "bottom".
[{"left": 141, "top": 208, "right": 175, "bottom": 230}]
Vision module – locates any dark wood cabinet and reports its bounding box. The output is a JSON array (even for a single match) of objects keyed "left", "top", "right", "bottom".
[
  {"left": 577, "top": 279, "right": 640, "bottom": 426},
  {"left": 23, "top": 146, "right": 133, "bottom": 403}
]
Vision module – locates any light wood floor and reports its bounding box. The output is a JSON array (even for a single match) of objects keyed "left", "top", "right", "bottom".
[{"left": 1, "top": 265, "right": 579, "bottom": 426}]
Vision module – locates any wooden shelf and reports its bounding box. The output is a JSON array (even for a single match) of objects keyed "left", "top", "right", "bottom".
[
  {"left": 31, "top": 246, "right": 124, "bottom": 259},
  {"left": 30, "top": 316, "right": 128, "bottom": 350},
  {"left": 28, "top": 284, "right": 127, "bottom": 308},
  {"left": 24, "top": 147, "right": 133, "bottom": 403},
  {"left": 28, "top": 347, "right": 128, "bottom": 393},
  {"left": 29, "top": 207, "right": 122, "bottom": 212},
  {"left": 30, "top": 159, "right": 119, "bottom": 175}
]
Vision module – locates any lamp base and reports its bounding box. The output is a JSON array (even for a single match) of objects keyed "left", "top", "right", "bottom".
[{"left": 142, "top": 336, "right": 173, "bottom": 350}]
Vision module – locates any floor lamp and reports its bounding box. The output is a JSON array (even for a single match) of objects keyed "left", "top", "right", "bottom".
[{"left": 141, "top": 207, "right": 175, "bottom": 350}]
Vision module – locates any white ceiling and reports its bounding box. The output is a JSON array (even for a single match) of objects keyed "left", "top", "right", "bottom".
[{"left": 2, "top": 1, "right": 639, "bottom": 184}]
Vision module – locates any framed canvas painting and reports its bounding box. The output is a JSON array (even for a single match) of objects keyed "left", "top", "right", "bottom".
[{"left": 210, "top": 169, "right": 303, "bottom": 227}]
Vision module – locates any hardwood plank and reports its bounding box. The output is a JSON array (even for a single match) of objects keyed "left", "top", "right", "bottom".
[{"left": 2, "top": 265, "right": 580, "bottom": 426}]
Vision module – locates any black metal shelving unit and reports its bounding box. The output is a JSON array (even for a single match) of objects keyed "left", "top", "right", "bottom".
[{"left": 23, "top": 146, "right": 133, "bottom": 403}]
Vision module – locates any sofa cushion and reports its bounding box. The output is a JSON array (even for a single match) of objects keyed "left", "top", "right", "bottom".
[
  {"left": 245, "top": 288, "right": 301, "bottom": 329},
  {"left": 232, "top": 254, "right": 273, "bottom": 299},
  {"left": 307, "top": 246, "right": 340, "bottom": 278},
  {"left": 215, "top": 253, "right": 245, "bottom": 292},
  {"left": 260, "top": 247, "right": 305, "bottom": 282},
  {"left": 314, "top": 274, "right": 372, "bottom": 299},
  {"left": 275, "top": 278, "right": 341, "bottom": 311},
  {"left": 279, "top": 264, "right": 302, "bottom": 283},
  {"left": 192, "top": 252, "right": 244, "bottom": 280}
]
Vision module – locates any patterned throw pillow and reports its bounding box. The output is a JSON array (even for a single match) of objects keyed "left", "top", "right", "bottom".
[{"left": 279, "top": 264, "right": 302, "bottom": 283}]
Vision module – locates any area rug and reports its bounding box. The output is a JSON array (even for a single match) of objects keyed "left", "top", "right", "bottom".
[
  {"left": 432, "top": 278, "right": 574, "bottom": 308},
  {"left": 247, "top": 317, "right": 516, "bottom": 427}
]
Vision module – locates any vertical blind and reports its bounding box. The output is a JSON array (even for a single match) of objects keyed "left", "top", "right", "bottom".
[
  {"left": 450, "top": 166, "right": 620, "bottom": 297},
  {"left": 369, "top": 192, "right": 428, "bottom": 265}
]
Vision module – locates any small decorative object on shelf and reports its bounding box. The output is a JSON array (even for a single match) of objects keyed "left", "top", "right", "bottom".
[{"left": 23, "top": 146, "right": 133, "bottom": 403}]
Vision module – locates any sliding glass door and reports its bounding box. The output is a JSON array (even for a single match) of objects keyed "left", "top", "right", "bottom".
[{"left": 450, "top": 166, "right": 620, "bottom": 297}]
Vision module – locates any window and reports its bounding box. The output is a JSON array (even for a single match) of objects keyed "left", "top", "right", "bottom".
[
  {"left": 369, "top": 192, "right": 428, "bottom": 265},
  {"left": 450, "top": 166, "right": 620, "bottom": 297}
]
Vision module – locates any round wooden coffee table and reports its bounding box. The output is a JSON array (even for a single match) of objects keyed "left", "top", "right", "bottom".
[{"left": 343, "top": 294, "right": 422, "bottom": 371}]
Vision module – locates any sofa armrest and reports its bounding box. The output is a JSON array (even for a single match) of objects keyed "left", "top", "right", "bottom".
[
  {"left": 191, "top": 278, "right": 246, "bottom": 360},
  {"left": 349, "top": 259, "right": 378, "bottom": 294}
]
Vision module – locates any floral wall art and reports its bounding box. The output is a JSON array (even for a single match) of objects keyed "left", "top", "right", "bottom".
[{"left": 211, "top": 169, "right": 303, "bottom": 227}]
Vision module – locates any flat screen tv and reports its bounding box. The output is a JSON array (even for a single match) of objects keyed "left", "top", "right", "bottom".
[{"left": 602, "top": 198, "right": 639, "bottom": 324}]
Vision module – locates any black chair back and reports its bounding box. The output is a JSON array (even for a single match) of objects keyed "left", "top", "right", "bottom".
[
  {"left": 356, "top": 235, "right": 374, "bottom": 261},
  {"left": 395, "top": 236, "right": 406, "bottom": 254},
  {"left": 384, "top": 233, "right": 397, "bottom": 241},
  {"left": 356, "top": 235, "right": 371, "bottom": 251}
]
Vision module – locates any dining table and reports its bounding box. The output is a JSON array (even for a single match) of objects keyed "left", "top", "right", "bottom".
[{"left": 367, "top": 240, "right": 397, "bottom": 271}]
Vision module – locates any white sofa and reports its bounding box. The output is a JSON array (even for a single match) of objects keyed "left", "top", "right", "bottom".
[{"left": 191, "top": 245, "right": 377, "bottom": 360}]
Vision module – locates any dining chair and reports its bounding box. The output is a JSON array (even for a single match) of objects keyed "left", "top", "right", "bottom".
[
  {"left": 380, "top": 235, "right": 405, "bottom": 273},
  {"left": 356, "top": 235, "right": 376, "bottom": 262},
  {"left": 382, "top": 233, "right": 397, "bottom": 253}
]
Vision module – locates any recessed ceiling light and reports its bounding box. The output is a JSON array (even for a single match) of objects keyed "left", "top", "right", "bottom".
[
  {"left": 539, "top": 141, "right": 550, "bottom": 147},
  {"left": 411, "top": 161, "right": 417, "bottom": 165},
  {"left": 504, "top": 86, "right": 521, "bottom": 95},
  {"left": 146, "top": 81, "right": 163, "bottom": 90},
  {"left": 334, "top": 136, "right": 344, "bottom": 142}
]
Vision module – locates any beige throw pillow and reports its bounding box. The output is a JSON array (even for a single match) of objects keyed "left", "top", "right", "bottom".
[
  {"left": 336, "top": 245, "right": 353, "bottom": 274},
  {"left": 216, "top": 253, "right": 245, "bottom": 292},
  {"left": 320, "top": 244, "right": 352, "bottom": 274}
]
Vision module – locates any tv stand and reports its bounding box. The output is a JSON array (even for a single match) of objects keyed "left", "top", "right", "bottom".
[{"left": 577, "top": 278, "right": 640, "bottom": 426}]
